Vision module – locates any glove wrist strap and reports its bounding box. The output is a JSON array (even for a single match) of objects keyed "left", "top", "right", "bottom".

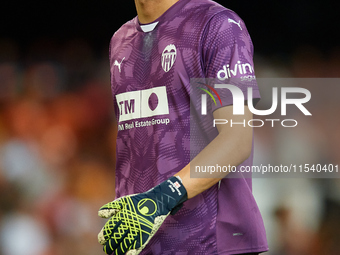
[{"left": 149, "top": 176, "right": 188, "bottom": 214}]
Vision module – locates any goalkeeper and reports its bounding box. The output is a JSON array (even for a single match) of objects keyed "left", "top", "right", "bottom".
[{"left": 98, "top": 0, "right": 268, "bottom": 254}]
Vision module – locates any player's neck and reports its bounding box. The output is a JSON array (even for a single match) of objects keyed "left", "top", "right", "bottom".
[{"left": 135, "top": 0, "right": 179, "bottom": 24}]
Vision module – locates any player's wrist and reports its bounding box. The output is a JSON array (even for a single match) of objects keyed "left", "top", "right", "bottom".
[{"left": 147, "top": 176, "right": 188, "bottom": 214}]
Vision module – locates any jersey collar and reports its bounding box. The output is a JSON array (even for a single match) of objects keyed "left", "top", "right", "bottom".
[{"left": 135, "top": 0, "right": 191, "bottom": 32}]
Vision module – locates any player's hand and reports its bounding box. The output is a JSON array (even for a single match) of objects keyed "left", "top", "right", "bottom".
[{"left": 97, "top": 176, "right": 187, "bottom": 255}]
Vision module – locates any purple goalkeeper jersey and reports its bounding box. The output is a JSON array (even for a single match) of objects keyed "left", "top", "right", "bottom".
[{"left": 109, "top": 0, "right": 268, "bottom": 254}]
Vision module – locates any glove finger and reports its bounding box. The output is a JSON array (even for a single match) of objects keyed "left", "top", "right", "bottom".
[
  {"left": 112, "top": 235, "right": 135, "bottom": 255},
  {"left": 103, "top": 228, "right": 132, "bottom": 255},
  {"left": 98, "top": 219, "right": 122, "bottom": 245},
  {"left": 98, "top": 197, "right": 125, "bottom": 218}
]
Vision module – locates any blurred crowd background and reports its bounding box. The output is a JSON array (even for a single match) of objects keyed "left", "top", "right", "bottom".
[{"left": 1, "top": 1, "right": 340, "bottom": 255}]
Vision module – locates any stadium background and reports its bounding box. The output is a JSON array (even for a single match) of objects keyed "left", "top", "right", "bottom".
[{"left": 1, "top": 0, "right": 339, "bottom": 254}]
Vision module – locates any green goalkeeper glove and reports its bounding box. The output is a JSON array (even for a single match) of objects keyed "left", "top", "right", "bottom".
[{"left": 97, "top": 176, "right": 187, "bottom": 255}]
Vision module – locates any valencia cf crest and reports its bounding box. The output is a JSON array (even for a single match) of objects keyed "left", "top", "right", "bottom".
[{"left": 161, "top": 44, "right": 177, "bottom": 72}]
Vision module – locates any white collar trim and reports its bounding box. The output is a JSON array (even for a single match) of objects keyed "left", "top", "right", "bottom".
[{"left": 140, "top": 21, "right": 159, "bottom": 32}]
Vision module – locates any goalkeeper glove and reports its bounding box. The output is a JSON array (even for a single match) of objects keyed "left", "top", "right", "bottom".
[{"left": 97, "top": 176, "right": 187, "bottom": 255}]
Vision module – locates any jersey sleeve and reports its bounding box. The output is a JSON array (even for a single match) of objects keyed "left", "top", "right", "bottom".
[{"left": 201, "top": 10, "right": 260, "bottom": 112}]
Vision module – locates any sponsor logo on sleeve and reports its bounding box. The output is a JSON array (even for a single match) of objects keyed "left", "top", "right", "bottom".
[{"left": 217, "top": 61, "right": 255, "bottom": 81}]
